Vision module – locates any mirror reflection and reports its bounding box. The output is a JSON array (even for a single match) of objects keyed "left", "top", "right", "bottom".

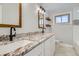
[{"left": 0, "top": 3, "right": 21, "bottom": 27}]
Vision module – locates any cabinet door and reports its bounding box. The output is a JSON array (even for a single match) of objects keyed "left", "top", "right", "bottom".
[
  {"left": 50, "top": 36, "right": 55, "bottom": 56},
  {"left": 44, "top": 39, "right": 51, "bottom": 56},
  {"left": 24, "top": 44, "right": 42, "bottom": 56},
  {"left": 41, "top": 42, "right": 45, "bottom": 56},
  {"left": 73, "top": 7, "right": 79, "bottom": 19},
  {"left": 24, "top": 36, "right": 55, "bottom": 56}
]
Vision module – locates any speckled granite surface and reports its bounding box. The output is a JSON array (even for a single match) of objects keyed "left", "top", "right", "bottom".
[{"left": 0, "top": 32, "right": 54, "bottom": 56}]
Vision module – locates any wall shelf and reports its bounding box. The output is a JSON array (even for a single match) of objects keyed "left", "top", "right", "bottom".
[
  {"left": 46, "top": 24, "right": 51, "bottom": 27},
  {"left": 46, "top": 17, "right": 51, "bottom": 21}
]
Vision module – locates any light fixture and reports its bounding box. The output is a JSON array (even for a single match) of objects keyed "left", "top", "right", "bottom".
[
  {"left": 36, "top": 5, "right": 40, "bottom": 14},
  {"left": 36, "top": 6, "right": 40, "bottom": 11},
  {"left": 36, "top": 5, "right": 46, "bottom": 14}
]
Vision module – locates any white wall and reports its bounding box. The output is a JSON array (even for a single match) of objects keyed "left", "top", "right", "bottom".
[
  {"left": 16, "top": 3, "right": 40, "bottom": 34},
  {"left": 50, "top": 10, "right": 73, "bottom": 45},
  {"left": 0, "top": 3, "right": 40, "bottom": 35},
  {"left": 53, "top": 25, "right": 73, "bottom": 44},
  {"left": 0, "top": 5, "right": 2, "bottom": 23}
]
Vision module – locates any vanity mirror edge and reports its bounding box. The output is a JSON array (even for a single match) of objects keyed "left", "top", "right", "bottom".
[{"left": 0, "top": 3, "right": 22, "bottom": 28}]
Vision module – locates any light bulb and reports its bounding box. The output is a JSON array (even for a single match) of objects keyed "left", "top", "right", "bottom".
[
  {"left": 39, "top": 9, "right": 42, "bottom": 13},
  {"left": 36, "top": 7, "right": 40, "bottom": 11}
]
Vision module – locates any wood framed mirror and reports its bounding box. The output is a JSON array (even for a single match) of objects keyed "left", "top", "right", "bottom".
[
  {"left": 38, "top": 6, "right": 45, "bottom": 29},
  {"left": 38, "top": 6, "right": 46, "bottom": 33},
  {"left": 0, "top": 3, "right": 22, "bottom": 28},
  {"left": 38, "top": 10, "right": 44, "bottom": 28}
]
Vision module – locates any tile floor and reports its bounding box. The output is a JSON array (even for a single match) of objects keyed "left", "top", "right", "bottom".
[{"left": 55, "top": 42, "right": 77, "bottom": 56}]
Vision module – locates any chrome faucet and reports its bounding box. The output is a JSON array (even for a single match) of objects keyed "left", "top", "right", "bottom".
[{"left": 9, "top": 27, "right": 16, "bottom": 41}]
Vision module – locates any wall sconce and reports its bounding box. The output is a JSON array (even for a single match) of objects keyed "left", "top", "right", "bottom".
[{"left": 36, "top": 5, "right": 45, "bottom": 14}]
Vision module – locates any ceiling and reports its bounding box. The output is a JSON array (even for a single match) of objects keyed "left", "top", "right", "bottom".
[{"left": 38, "top": 3, "right": 79, "bottom": 13}]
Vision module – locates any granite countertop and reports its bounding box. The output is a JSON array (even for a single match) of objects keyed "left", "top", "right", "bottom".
[{"left": 0, "top": 33, "right": 54, "bottom": 56}]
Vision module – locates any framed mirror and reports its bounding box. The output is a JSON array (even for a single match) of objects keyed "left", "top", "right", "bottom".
[
  {"left": 0, "top": 3, "right": 22, "bottom": 27},
  {"left": 38, "top": 10, "right": 44, "bottom": 28},
  {"left": 38, "top": 6, "right": 45, "bottom": 28},
  {"left": 38, "top": 6, "right": 46, "bottom": 33}
]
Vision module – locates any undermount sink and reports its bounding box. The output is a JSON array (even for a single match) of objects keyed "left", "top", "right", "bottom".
[
  {"left": 0, "top": 39, "right": 33, "bottom": 55},
  {"left": 29, "top": 34, "right": 42, "bottom": 41}
]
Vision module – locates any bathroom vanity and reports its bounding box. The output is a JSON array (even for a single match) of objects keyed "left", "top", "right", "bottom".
[
  {"left": 0, "top": 33, "right": 55, "bottom": 56},
  {"left": 24, "top": 33, "right": 55, "bottom": 56}
]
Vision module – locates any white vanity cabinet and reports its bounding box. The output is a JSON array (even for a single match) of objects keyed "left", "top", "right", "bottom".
[
  {"left": 50, "top": 36, "right": 55, "bottom": 56},
  {"left": 24, "top": 44, "right": 42, "bottom": 56},
  {"left": 44, "top": 35, "right": 55, "bottom": 56},
  {"left": 40, "top": 42, "right": 45, "bottom": 56},
  {"left": 44, "top": 38, "right": 51, "bottom": 56},
  {"left": 24, "top": 35, "right": 55, "bottom": 56}
]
